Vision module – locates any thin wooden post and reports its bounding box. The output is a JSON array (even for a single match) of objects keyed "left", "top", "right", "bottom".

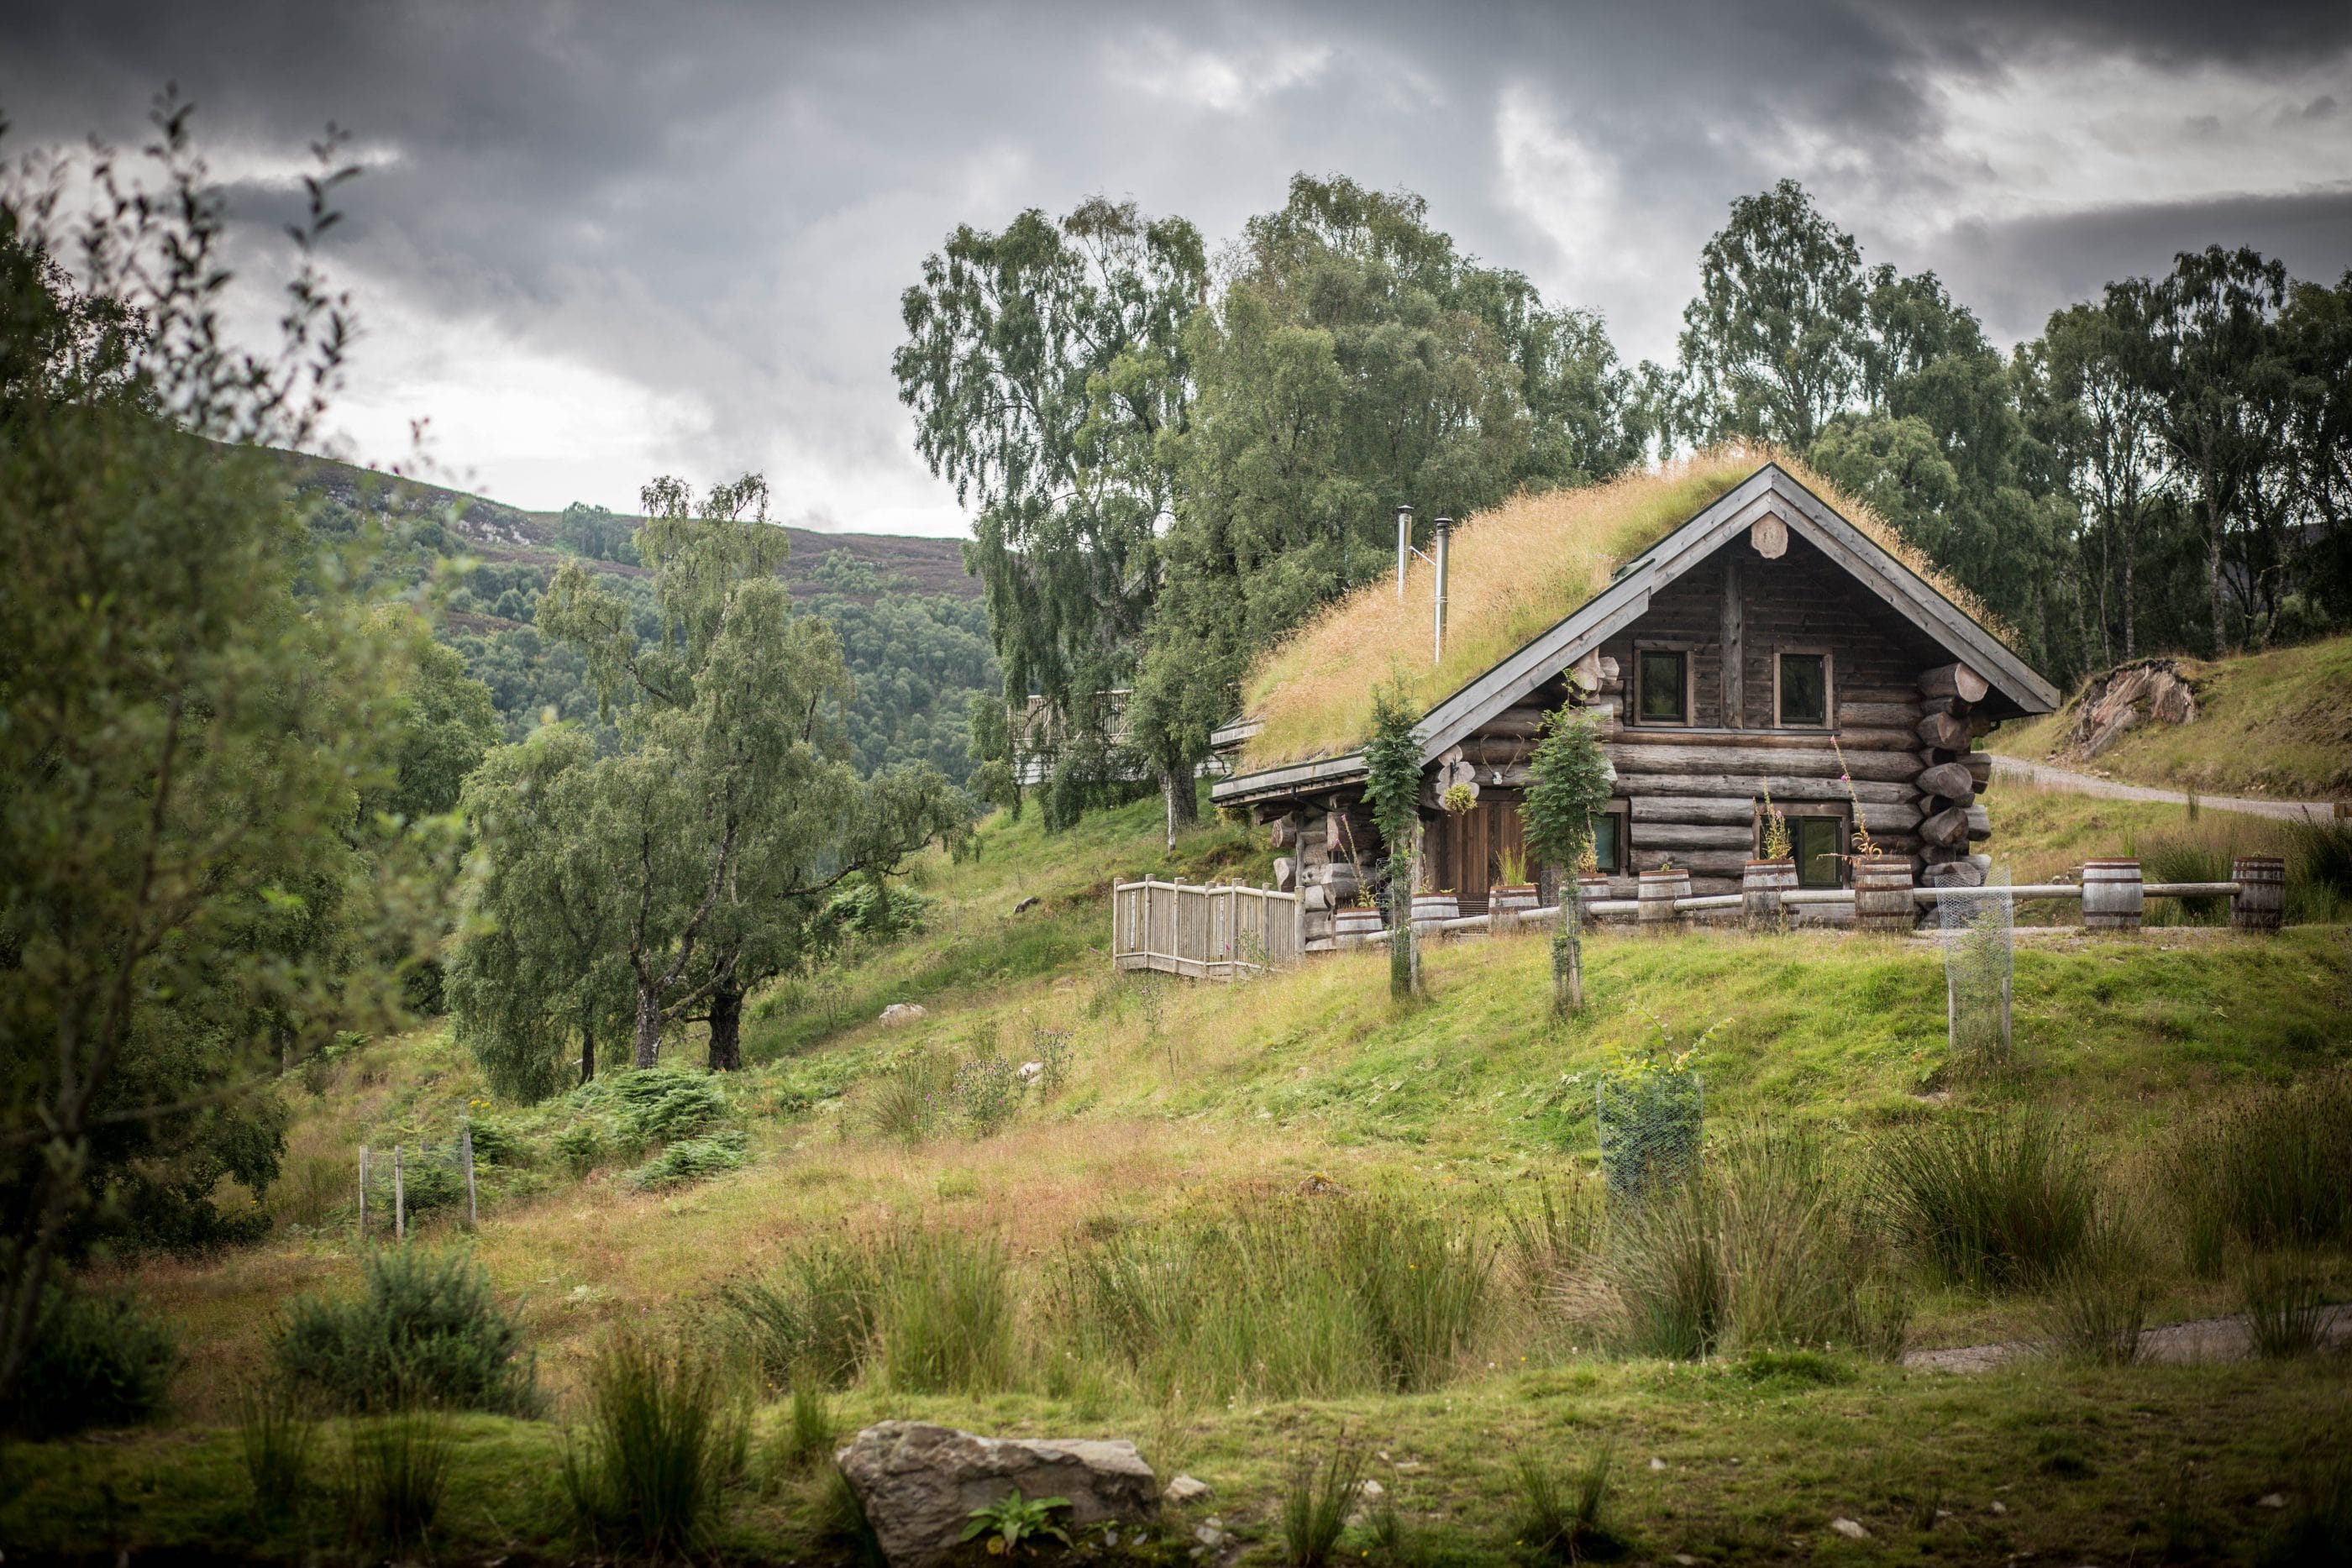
[
  {"left": 357, "top": 1145, "right": 368, "bottom": 1239},
  {"left": 462, "top": 1121, "right": 479, "bottom": 1230},
  {"left": 393, "top": 1145, "right": 406, "bottom": 1242}
]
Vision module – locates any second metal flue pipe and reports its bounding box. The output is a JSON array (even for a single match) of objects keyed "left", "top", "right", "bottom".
[{"left": 1394, "top": 503, "right": 1453, "bottom": 664}]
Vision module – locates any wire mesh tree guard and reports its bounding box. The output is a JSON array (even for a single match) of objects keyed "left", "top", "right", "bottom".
[
  {"left": 357, "top": 1122, "right": 478, "bottom": 1240},
  {"left": 1938, "top": 866, "right": 2016, "bottom": 1072},
  {"left": 1595, "top": 1070, "right": 1705, "bottom": 1209}
]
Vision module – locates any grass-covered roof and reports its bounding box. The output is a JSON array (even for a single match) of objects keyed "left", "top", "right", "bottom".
[{"left": 1236, "top": 448, "right": 2007, "bottom": 772}]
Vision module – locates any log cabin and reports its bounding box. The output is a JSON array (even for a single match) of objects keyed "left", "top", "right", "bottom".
[{"left": 1208, "top": 459, "right": 2060, "bottom": 947}]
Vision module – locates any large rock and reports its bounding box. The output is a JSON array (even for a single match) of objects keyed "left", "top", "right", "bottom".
[
  {"left": 836, "top": 1421, "right": 1158, "bottom": 1566},
  {"left": 2062, "top": 658, "right": 2198, "bottom": 760}
]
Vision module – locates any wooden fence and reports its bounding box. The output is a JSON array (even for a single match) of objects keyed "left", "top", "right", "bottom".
[{"left": 1112, "top": 878, "right": 1303, "bottom": 979}]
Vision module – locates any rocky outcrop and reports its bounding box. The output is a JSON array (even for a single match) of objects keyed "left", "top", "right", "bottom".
[
  {"left": 836, "top": 1421, "right": 1158, "bottom": 1566},
  {"left": 2062, "top": 659, "right": 2198, "bottom": 760}
]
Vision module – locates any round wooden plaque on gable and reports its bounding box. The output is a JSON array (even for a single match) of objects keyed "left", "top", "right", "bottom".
[{"left": 1750, "top": 514, "right": 1789, "bottom": 559}]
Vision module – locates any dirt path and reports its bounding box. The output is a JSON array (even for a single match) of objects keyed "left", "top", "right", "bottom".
[
  {"left": 1990, "top": 755, "right": 2338, "bottom": 824},
  {"left": 1902, "top": 1305, "right": 2352, "bottom": 1372}
]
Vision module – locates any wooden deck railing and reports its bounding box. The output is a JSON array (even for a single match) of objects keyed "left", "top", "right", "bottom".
[{"left": 1112, "top": 878, "right": 1303, "bottom": 979}]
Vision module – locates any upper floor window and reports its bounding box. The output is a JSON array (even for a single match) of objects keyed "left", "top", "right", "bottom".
[
  {"left": 1777, "top": 651, "right": 1829, "bottom": 727},
  {"left": 1636, "top": 648, "right": 1688, "bottom": 725}
]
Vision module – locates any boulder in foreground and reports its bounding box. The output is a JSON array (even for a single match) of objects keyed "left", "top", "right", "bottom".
[{"left": 836, "top": 1420, "right": 1158, "bottom": 1565}]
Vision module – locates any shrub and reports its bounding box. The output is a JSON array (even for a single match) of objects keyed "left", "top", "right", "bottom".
[
  {"left": 950, "top": 1053, "right": 1021, "bottom": 1136},
  {"left": 1509, "top": 1445, "right": 1626, "bottom": 1564},
  {"left": 1280, "top": 1432, "right": 1367, "bottom": 1567},
  {"left": 627, "top": 1078, "right": 728, "bottom": 1144},
  {"left": 236, "top": 1379, "right": 317, "bottom": 1525},
  {"left": 1032, "top": 1027, "right": 1075, "bottom": 1098},
  {"left": 627, "top": 1128, "right": 748, "bottom": 1191},
  {"left": 2174, "top": 1072, "right": 2352, "bottom": 1263},
  {"left": 553, "top": 1120, "right": 609, "bottom": 1176},
  {"left": 563, "top": 1329, "right": 748, "bottom": 1557},
  {"left": 465, "top": 1117, "right": 528, "bottom": 1167},
  {"left": 341, "top": 1408, "right": 453, "bottom": 1556},
  {"left": 8, "top": 1287, "right": 180, "bottom": 1436},
  {"left": 273, "top": 1248, "right": 538, "bottom": 1413},
  {"left": 1877, "top": 1111, "right": 2097, "bottom": 1291}
]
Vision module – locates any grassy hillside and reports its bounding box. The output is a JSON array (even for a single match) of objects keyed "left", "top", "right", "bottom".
[
  {"left": 1989, "top": 634, "right": 2352, "bottom": 799},
  {"left": 9, "top": 791, "right": 2349, "bottom": 1563}
]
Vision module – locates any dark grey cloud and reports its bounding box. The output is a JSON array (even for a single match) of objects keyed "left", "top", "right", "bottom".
[{"left": 2, "top": 1, "right": 2346, "bottom": 530}]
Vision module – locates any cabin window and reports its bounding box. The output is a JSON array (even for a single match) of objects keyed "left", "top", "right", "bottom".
[
  {"left": 1792, "top": 815, "right": 1846, "bottom": 889},
  {"left": 1589, "top": 806, "right": 1625, "bottom": 874},
  {"left": 1777, "top": 650, "right": 1830, "bottom": 727},
  {"left": 1635, "top": 648, "right": 1688, "bottom": 724}
]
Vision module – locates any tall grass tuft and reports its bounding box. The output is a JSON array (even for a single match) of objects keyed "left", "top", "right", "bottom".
[
  {"left": 341, "top": 1406, "right": 453, "bottom": 1556},
  {"left": 2173, "top": 1071, "right": 2352, "bottom": 1268},
  {"left": 1877, "top": 1111, "right": 2097, "bottom": 1291},
  {"left": 2038, "top": 1230, "right": 2149, "bottom": 1365},
  {"left": 563, "top": 1329, "right": 748, "bottom": 1557},
  {"left": 234, "top": 1380, "right": 316, "bottom": 1525},
  {"left": 723, "top": 1236, "right": 885, "bottom": 1387},
  {"left": 1610, "top": 1128, "right": 1905, "bottom": 1359},
  {"left": 783, "top": 1382, "right": 837, "bottom": 1471},
  {"left": 2239, "top": 1254, "right": 2330, "bottom": 1360},
  {"left": 1509, "top": 1445, "right": 1626, "bottom": 1563},
  {"left": 1054, "top": 1193, "right": 1496, "bottom": 1400},
  {"left": 876, "top": 1228, "right": 1017, "bottom": 1393},
  {"left": 1280, "top": 1432, "right": 1368, "bottom": 1566}
]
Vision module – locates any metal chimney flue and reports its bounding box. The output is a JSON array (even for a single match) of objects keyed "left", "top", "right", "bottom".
[
  {"left": 1432, "top": 515, "right": 1453, "bottom": 664},
  {"left": 1394, "top": 505, "right": 1413, "bottom": 600}
]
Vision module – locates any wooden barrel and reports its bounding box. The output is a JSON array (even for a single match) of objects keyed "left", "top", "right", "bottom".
[
  {"left": 1853, "top": 857, "right": 1915, "bottom": 933},
  {"left": 1574, "top": 874, "right": 1613, "bottom": 924},
  {"left": 1743, "top": 859, "right": 1797, "bottom": 931},
  {"left": 2081, "top": 859, "right": 2144, "bottom": 931},
  {"left": 1637, "top": 869, "right": 1690, "bottom": 931},
  {"left": 1333, "top": 905, "right": 1384, "bottom": 942},
  {"left": 1410, "top": 892, "right": 1458, "bottom": 937},
  {"left": 1489, "top": 884, "right": 1536, "bottom": 935},
  {"left": 2231, "top": 856, "right": 2285, "bottom": 931}
]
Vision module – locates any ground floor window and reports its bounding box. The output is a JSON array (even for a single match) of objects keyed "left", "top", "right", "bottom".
[
  {"left": 1591, "top": 807, "right": 1625, "bottom": 873},
  {"left": 1792, "top": 814, "right": 1847, "bottom": 888}
]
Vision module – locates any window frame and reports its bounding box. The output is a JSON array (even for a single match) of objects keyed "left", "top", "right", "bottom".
[
  {"left": 1589, "top": 800, "right": 1630, "bottom": 874},
  {"left": 1773, "top": 646, "right": 1835, "bottom": 730},
  {"left": 1632, "top": 642, "right": 1695, "bottom": 727},
  {"left": 1769, "top": 805, "right": 1851, "bottom": 889}
]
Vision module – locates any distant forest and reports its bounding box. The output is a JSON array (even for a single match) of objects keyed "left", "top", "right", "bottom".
[
  {"left": 296, "top": 464, "right": 997, "bottom": 788},
  {"left": 900, "top": 176, "right": 2352, "bottom": 831}
]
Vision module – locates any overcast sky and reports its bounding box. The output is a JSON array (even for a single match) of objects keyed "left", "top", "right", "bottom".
[{"left": 4, "top": 1, "right": 2349, "bottom": 537}]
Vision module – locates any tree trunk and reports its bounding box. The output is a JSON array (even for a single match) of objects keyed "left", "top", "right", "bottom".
[
  {"left": 1552, "top": 884, "right": 1584, "bottom": 1014},
  {"left": 2119, "top": 498, "right": 2138, "bottom": 662},
  {"left": 1389, "top": 857, "right": 1415, "bottom": 1000},
  {"left": 579, "top": 1019, "right": 596, "bottom": 1085},
  {"left": 633, "top": 984, "right": 664, "bottom": 1069},
  {"left": 707, "top": 984, "right": 744, "bottom": 1072},
  {"left": 2206, "top": 506, "right": 2229, "bottom": 656},
  {"left": 1163, "top": 768, "right": 1197, "bottom": 848}
]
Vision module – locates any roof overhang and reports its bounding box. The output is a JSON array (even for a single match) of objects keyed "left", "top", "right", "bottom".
[{"left": 1210, "top": 463, "right": 2059, "bottom": 808}]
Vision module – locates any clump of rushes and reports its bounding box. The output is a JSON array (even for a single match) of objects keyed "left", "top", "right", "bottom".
[
  {"left": 1876, "top": 1110, "right": 2097, "bottom": 1290},
  {"left": 2038, "top": 1230, "right": 2150, "bottom": 1366},
  {"left": 341, "top": 1407, "right": 454, "bottom": 1558},
  {"left": 1280, "top": 1431, "right": 1368, "bottom": 1566},
  {"left": 235, "top": 1379, "right": 316, "bottom": 1527},
  {"left": 2239, "top": 1253, "right": 2330, "bottom": 1360},
  {"left": 562, "top": 1329, "right": 748, "bottom": 1558},
  {"left": 1509, "top": 1445, "right": 1626, "bottom": 1563},
  {"left": 2172, "top": 1070, "right": 2352, "bottom": 1272}
]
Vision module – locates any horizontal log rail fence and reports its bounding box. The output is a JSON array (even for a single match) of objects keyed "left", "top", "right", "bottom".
[
  {"left": 1112, "top": 878, "right": 1304, "bottom": 979},
  {"left": 1114, "top": 857, "right": 2282, "bottom": 976}
]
